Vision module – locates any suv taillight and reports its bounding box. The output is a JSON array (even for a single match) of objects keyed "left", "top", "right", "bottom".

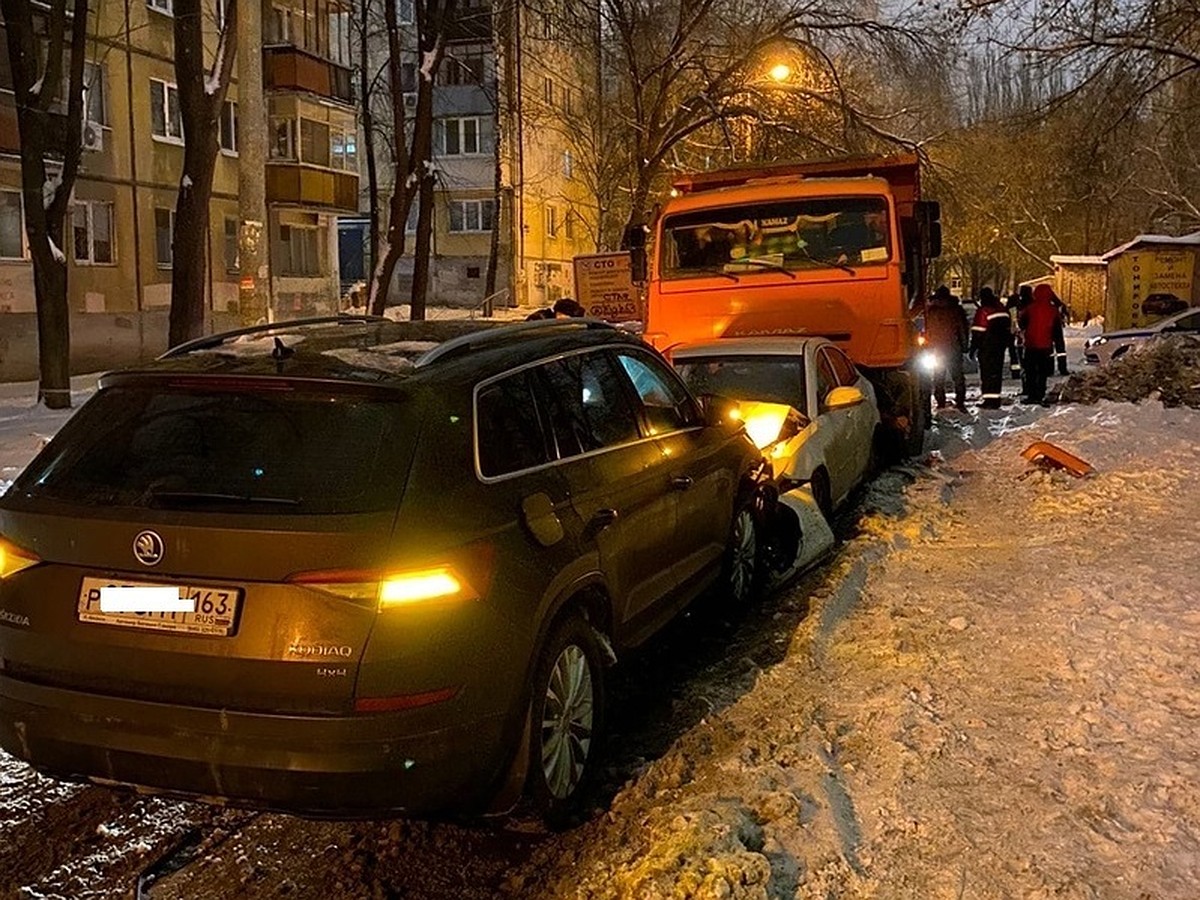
[{"left": 0, "top": 537, "right": 40, "bottom": 579}]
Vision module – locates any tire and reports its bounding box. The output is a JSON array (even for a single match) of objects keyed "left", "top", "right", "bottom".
[
  {"left": 722, "top": 500, "right": 761, "bottom": 606},
  {"left": 527, "top": 613, "right": 605, "bottom": 826},
  {"left": 811, "top": 467, "right": 834, "bottom": 523}
]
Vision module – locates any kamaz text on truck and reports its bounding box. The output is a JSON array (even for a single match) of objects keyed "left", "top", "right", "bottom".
[{"left": 641, "top": 153, "right": 942, "bottom": 457}]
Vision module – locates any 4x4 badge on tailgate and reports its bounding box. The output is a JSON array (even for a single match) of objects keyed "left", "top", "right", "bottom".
[{"left": 133, "top": 530, "right": 165, "bottom": 566}]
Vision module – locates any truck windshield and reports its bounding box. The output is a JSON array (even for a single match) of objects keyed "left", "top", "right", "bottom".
[{"left": 661, "top": 197, "right": 890, "bottom": 279}]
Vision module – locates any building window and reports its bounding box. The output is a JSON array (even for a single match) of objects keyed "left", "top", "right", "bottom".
[
  {"left": 562, "top": 150, "right": 573, "bottom": 179},
  {"left": 439, "top": 117, "right": 488, "bottom": 156},
  {"left": 148, "top": 0, "right": 173, "bottom": 15},
  {"left": 546, "top": 205, "right": 558, "bottom": 238},
  {"left": 154, "top": 208, "right": 174, "bottom": 268},
  {"left": 83, "top": 62, "right": 107, "bottom": 126},
  {"left": 219, "top": 100, "right": 238, "bottom": 154},
  {"left": 329, "top": 11, "right": 351, "bottom": 66},
  {"left": 405, "top": 203, "right": 418, "bottom": 233},
  {"left": 449, "top": 199, "right": 494, "bottom": 233},
  {"left": 270, "top": 117, "right": 296, "bottom": 160},
  {"left": 0, "top": 190, "right": 24, "bottom": 260},
  {"left": 564, "top": 87, "right": 574, "bottom": 116},
  {"left": 467, "top": 266, "right": 481, "bottom": 279},
  {"left": 543, "top": 77, "right": 554, "bottom": 106},
  {"left": 440, "top": 44, "right": 487, "bottom": 85},
  {"left": 73, "top": 201, "right": 115, "bottom": 265},
  {"left": 400, "top": 61, "right": 417, "bottom": 93},
  {"left": 267, "top": 5, "right": 292, "bottom": 42},
  {"left": 299, "top": 118, "right": 331, "bottom": 166},
  {"left": 330, "top": 128, "right": 357, "bottom": 170},
  {"left": 150, "top": 79, "right": 183, "bottom": 142},
  {"left": 224, "top": 217, "right": 239, "bottom": 272},
  {"left": 278, "top": 224, "right": 322, "bottom": 277},
  {"left": 397, "top": 0, "right": 413, "bottom": 24},
  {"left": 564, "top": 209, "right": 575, "bottom": 240}
]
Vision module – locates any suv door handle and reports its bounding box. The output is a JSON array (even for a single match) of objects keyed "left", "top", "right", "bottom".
[
  {"left": 670, "top": 475, "right": 694, "bottom": 491},
  {"left": 588, "top": 508, "right": 619, "bottom": 533}
]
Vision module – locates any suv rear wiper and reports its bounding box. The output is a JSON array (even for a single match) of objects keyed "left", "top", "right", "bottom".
[{"left": 148, "top": 490, "right": 301, "bottom": 508}]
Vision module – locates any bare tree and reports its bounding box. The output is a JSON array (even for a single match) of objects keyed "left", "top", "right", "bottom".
[
  {"left": 369, "top": 0, "right": 459, "bottom": 319},
  {"left": 0, "top": 0, "right": 89, "bottom": 408},
  {"left": 168, "top": 0, "right": 238, "bottom": 347}
]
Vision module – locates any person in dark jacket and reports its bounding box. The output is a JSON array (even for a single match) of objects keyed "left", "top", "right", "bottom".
[
  {"left": 1005, "top": 292, "right": 1024, "bottom": 381},
  {"left": 1051, "top": 295, "right": 1070, "bottom": 375},
  {"left": 1020, "top": 284, "right": 1064, "bottom": 405},
  {"left": 970, "top": 287, "right": 1012, "bottom": 409},
  {"left": 925, "top": 285, "right": 969, "bottom": 411}
]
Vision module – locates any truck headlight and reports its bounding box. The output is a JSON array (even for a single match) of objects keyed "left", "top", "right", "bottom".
[{"left": 917, "top": 349, "right": 940, "bottom": 373}]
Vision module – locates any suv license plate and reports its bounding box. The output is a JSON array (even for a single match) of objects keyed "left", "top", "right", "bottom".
[{"left": 77, "top": 577, "right": 241, "bottom": 636}]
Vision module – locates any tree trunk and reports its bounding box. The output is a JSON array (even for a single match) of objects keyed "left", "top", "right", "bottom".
[
  {"left": 410, "top": 168, "right": 435, "bottom": 320},
  {"left": 359, "top": 0, "right": 380, "bottom": 286},
  {"left": 484, "top": 113, "right": 502, "bottom": 310},
  {"left": 0, "top": 0, "right": 89, "bottom": 409},
  {"left": 169, "top": 0, "right": 237, "bottom": 347}
]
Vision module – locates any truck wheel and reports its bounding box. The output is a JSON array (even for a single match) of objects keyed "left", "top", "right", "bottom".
[{"left": 527, "top": 613, "right": 605, "bottom": 826}]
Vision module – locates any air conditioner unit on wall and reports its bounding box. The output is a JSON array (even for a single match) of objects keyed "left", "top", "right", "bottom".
[
  {"left": 82, "top": 121, "right": 104, "bottom": 152},
  {"left": 402, "top": 92, "right": 417, "bottom": 110}
]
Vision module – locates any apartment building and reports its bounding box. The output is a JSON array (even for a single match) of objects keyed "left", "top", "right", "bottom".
[
  {"left": 0, "top": 0, "right": 358, "bottom": 322},
  {"left": 350, "top": 0, "right": 601, "bottom": 310}
]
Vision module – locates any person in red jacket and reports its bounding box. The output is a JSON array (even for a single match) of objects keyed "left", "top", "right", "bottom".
[
  {"left": 969, "top": 287, "right": 1012, "bottom": 409},
  {"left": 1020, "top": 284, "right": 1064, "bottom": 405}
]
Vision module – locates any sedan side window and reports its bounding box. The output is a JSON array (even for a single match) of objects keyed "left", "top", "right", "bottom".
[
  {"left": 476, "top": 371, "right": 552, "bottom": 478},
  {"left": 825, "top": 347, "right": 860, "bottom": 386},
  {"left": 615, "top": 351, "right": 699, "bottom": 435},
  {"left": 816, "top": 351, "right": 838, "bottom": 405},
  {"left": 534, "top": 352, "right": 641, "bottom": 459}
]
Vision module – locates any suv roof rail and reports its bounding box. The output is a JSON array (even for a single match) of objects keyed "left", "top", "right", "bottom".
[
  {"left": 160, "top": 315, "right": 390, "bottom": 359},
  {"left": 413, "top": 317, "right": 620, "bottom": 369}
]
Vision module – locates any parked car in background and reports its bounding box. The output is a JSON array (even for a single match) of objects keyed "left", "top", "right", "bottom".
[
  {"left": 672, "top": 337, "right": 882, "bottom": 521},
  {"left": 0, "top": 317, "right": 770, "bottom": 823},
  {"left": 1083, "top": 306, "right": 1200, "bottom": 365}
]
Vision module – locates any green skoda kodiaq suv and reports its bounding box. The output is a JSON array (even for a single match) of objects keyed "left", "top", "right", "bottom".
[{"left": 0, "top": 317, "right": 768, "bottom": 821}]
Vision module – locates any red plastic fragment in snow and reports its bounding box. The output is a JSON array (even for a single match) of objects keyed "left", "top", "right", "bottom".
[{"left": 1020, "top": 441, "right": 1095, "bottom": 478}]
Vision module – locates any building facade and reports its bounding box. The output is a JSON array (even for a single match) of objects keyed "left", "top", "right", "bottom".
[
  {"left": 350, "top": 0, "right": 601, "bottom": 311},
  {"left": 0, "top": 0, "right": 357, "bottom": 323}
]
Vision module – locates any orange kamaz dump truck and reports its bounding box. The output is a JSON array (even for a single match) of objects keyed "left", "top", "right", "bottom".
[{"left": 642, "top": 152, "right": 941, "bottom": 457}]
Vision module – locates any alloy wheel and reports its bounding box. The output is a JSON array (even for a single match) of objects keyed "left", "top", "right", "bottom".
[
  {"left": 728, "top": 507, "right": 757, "bottom": 603},
  {"left": 540, "top": 644, "right": 595, "bottom": 800}
]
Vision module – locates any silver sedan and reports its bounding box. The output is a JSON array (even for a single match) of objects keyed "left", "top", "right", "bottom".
[{"left": 1084, "top": 307, "right": 1200, "bottom": 365}]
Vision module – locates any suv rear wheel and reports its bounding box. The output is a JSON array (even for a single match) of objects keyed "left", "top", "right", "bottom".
[{"left": 527, "top": 612, "right": 605, "bottom": 825}]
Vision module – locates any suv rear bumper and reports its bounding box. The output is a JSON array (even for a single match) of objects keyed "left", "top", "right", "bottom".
[{"left": 0, "top": 674, "right": 509, "bottom": 817}]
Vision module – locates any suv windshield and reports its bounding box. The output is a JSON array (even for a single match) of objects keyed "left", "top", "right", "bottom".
[
  {"left": 675, "top": 355, "right": 808, "bottom": 414},
  {"left": 14, "top": 384, "right": 415, "bottom": 514},
  {"left": 661, "top": 196, "right": 890, "bottom": 279}
]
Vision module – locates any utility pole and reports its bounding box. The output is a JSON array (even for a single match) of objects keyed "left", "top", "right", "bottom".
[{"left": 238, "top": 0, "right": 271, "bottom": 325}]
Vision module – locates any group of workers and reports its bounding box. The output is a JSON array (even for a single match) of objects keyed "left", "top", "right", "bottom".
[{"left": 924, "top": 283, "right": 1069, "bottom": 411}]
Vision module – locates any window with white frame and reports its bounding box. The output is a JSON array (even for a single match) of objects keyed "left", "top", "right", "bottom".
[
  {"left": 267, "top": 5, "right": 292, "bottom": 42},
  {"left": 299, "top": 118, "right": 330, "bottom": 166},
  {"left": 72, "top": 201, "right": 115, "bottom": 265},
  {"left": 545, "top": 205, "right": 558, "bottom": 238},
  {"left": 83, "top": 62, "right": 107, "bottom": 126},
  {"left": 329, "top": 12, "right": 351, "bottom": 66},
  {"left": 277, "top": 224, "right": 322, "bottom": 276},
  {"left": 148, "top": 0, "right": 173, "bottom": 15},
  {"left": 154, "top": 207, "right": 174, "bottom": 267},
  {"left": 150, "top": 79, "right": 183, "bottom": 141},
  {"left": 219, "top": 101, "right": 238, "bottom": 153},
  {"left": 0, "top": 191, "right": 24, "bottom": 259},
  {"left": 439, "top": 117, "right": 488, "bottom": 156},
  {"left": 562, "top": 150, "right": 573, "bottom": 179},
  {"left": 564, "top": 208, "right": 575, "bottom": 239},
  {"left": 543, "top": 77, "right": 554, "bottom": 106},
  {"left": 440, "top": 44, "right": 487, "bottom": 85},
  {"left": 330, "top": 127, "right": 357, "bottom": 170},
  {"left": 224, "top": 217, "right": 239, "bottom": 272},
  {"left": 449, "top": 199, "right": 494, "bottom": 233}
]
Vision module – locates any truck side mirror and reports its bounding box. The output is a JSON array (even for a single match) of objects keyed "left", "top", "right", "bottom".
[{"left": 916, "top": 200, "right": 942, "bottom": 259}]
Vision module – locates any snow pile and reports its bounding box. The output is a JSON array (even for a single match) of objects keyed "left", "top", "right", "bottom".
[{"left": 1057, "top": 333, "right": 1200, "bottom": 408}]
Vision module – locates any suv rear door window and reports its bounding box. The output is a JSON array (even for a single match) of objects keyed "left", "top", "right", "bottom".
[
  {"left": 476, "top": 371, "right": 552, "bottom": 477},
  {"left": 15, "top": 384, "right": 414, "bottom": 514},
  {"left": 534, "top": 352, "right": 641, "bottom": 459},
  {"left": 615, "top": 350, "right": 699, "bottom": 435}
]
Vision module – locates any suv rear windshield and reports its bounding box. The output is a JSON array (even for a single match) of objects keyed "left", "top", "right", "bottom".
[{"left": 14, "top": 384, "right": 415, "bottom": 514}]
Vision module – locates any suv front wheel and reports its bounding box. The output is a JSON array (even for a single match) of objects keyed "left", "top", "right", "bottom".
[
  {"left": 527, "top": 612, "right": 605, "bottom": 825},
  {"left": 722, "top": 499, "right": 762, "bottom": 605}
]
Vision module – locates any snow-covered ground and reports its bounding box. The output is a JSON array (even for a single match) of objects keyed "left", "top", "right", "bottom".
[{"left": 2, "top": 351, "right": 1198, "bottom": 897}]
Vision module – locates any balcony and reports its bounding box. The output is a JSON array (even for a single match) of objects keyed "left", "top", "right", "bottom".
[
  {"left": 266, "top": 162, "right": 359, "bottom": 213},
  {"left": 264, "top": 46, "right": 355, "bottom": 106},
  {"left": 0, "top": 99, "right": 70, "bottom": 157}
]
